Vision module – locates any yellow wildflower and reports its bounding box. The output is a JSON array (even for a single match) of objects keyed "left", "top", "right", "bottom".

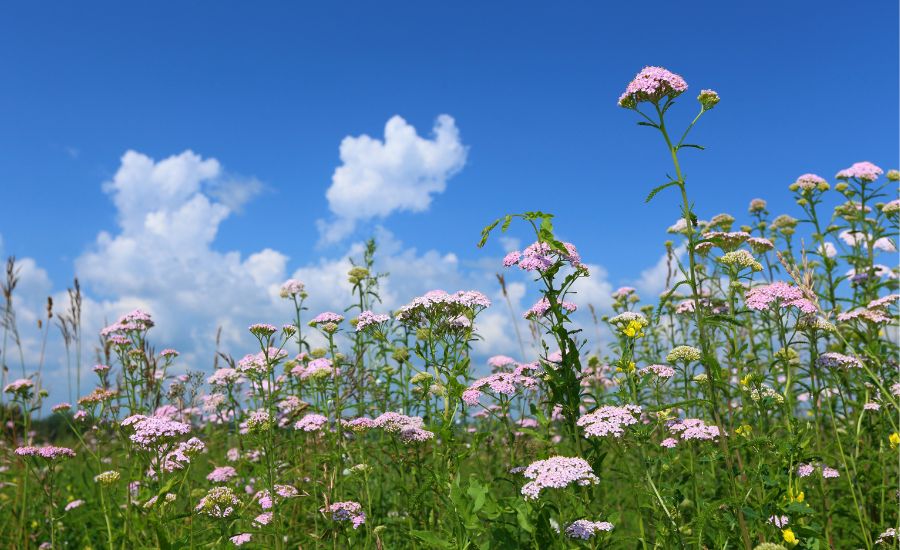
[
  {"left": 890, "top": 432, "right": 899, "bottom": 449},
  {"left": 622, "top": 320, "right": 645, "bottom": 338},
  {"left": 782, "top": 528, "right": 798, "bottom": 546},
  {"left": 735, "top": 425, "right": 752, "bottom": 437}
]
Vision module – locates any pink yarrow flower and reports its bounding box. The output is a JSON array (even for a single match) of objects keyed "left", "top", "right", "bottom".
[
  {"left": 356, "top": 310, "right": 389, "bottom": 331},
  {"left": 744, "top": 281, "right": 817, "bottom": 314},
  {"left": 618, "top": 66, "right": 688, "bottom": 108},
  {"left": 518, "top": 456, "right": 599, "bottom": 500},
  {"left": 836, "top": 161, "right": 883, "bottom": 182},
  {"left": 577, "top": 405, "right": 642, "bottom": 438},
  {"left": 207, "top": 466, "right": 238, "bottom": 483},
  {"left": 565, "top": 519, "right": 614, "bottom": 540},
  {"left": 668, "top": 418, "right": 720, "bottom": 441},
  {"left": 323, "top": 501, "right": 366, "bottom": 529}
]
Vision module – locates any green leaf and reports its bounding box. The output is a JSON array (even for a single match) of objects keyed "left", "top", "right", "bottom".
[
  {"left": 645, "top": 180, "right": 680, "bottom": 203},
  {"left": 410, "top": 530, "right": 455, "bottom": 549},
  {"left": 467, "top": 477, "right": 488, "bottom": 513},
  {"left": 514, "top": 501, "right": 534, "bottom": 533},
  {"left": 678, "top": 143, "right": 705, "bottom": 151},
  {"left": 478, "top": 219, "right": 500, "bottom": 248}
]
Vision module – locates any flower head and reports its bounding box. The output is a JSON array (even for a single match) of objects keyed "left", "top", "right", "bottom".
[
  {"left": 279, "top": 278, "right": 305, "bottom": 298},
  {"left": 618, "top": 66, "right": 688, "bottom": 108},
  {"left": 518, "top": 456, "right": 599, "bottom": 500},
  {"left": 666, "top": 345, "right": 702, "bottom": 363},
  {"left": 323, "top": 501, "right": 366, "bottom": 529},
  {"left": 836, "top": 161, "right": 883, "bottom": 182},
  {"left": 355, "top": 310, "right": 390, "bottom": 332},
  {"left": 565, "top": 519, "right": 614, "bottom": 540},
  {"left": 196, "top": 486, "right": 240, "bottom": 518},
  {"left": 577, "top": 405, "right": 641, "bottom": 438}
]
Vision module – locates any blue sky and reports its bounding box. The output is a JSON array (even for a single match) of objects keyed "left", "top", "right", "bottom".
[{"left": 0, "top": 1, "right": 897, "bottom": 398}]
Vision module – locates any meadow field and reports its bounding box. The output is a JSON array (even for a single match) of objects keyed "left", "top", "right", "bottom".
[{"left": 1, "top": 67, "right": 898, "bottom": 549}]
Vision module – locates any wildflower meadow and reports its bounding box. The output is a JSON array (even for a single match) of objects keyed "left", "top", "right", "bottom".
[{"left": 1, "top": 67, "right": 898, "bottom": 549}]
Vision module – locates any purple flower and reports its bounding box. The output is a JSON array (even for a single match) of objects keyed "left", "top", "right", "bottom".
[
  {"left": 618, "top": 66, "right": 688, "bottom": 108},
  {"left": 796, "top": 463, "right": 814, "bottom": 478},
  {"left": 4, "top": 378, "right": 34, "bottom": 396},
  {"left": 816, "top": 352, "right": 862, "bottom": 369},
  {"left": 769, "top": 515, "right": 789, "bottom": 528},
  {"left": 124, "top": 416, "right": 191, "bottom": 449},
  {"left": 792, "top": 173, "right": 827, "bottom": 191},
  {"left": 279, "top": 278, "right": 305, "bottom": 298},
  {"left": 577, "top": 405, "right": 642, "bottom": 438},
  {"left": 565, "top": 519, "right": 614, "bottom": 540},
  {"left": 309, "top": 312, "right": 344, "bottom": 326},
  {"left": 294, "top": 413, "right": 329, "bottom": 432},
  {"left": 668, "top": 418, "right": 720, "bottom": 441},
  {"left": 207, "top": 466, "right": 238, "bottom": 483},
  {"left": 15, "top": 445, "right": 76, "bottom": 460},
  {"left": 356, "top": 310, "right": 389, "bottom": 331},
  {"left": 229, "top": 533, "right": 252, "bottom": 546},
  {"left": 518, "top": 456, "right": 599, "bottom": 500},
  {"left": 744, "top": 282, "right": 816, "bottom": 314},
  {"left": 323, "top": 501, "right": 366, "bottom": 529},
  {"left": 836, "top": 161, "right": 883, "bottom": 182}
]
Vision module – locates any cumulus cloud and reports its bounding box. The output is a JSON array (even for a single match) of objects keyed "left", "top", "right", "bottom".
[
  {"left": 75, "top": 150, "right": 289, "bottom": 364},
  {"left": 632, "top": 245, "right": 686, "bottom": 298},
  {"left": 317, "top": 115, "right": 467, "bottom": 244}
]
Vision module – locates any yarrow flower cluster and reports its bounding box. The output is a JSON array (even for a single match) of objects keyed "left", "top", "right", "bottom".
[
  {"left": 617, "top": 66, "right": 688, "bottom": 108},
  {"left": 518, "top": 456, "right": 599, "bottom": 500},
  {"left": 355, "top": 310, "right": 390, "bottom": 331},
  {"left": 237, "top": 348, "right": 287, "bottom": 375},
  {"left": 503, "top": 240, "right": 584, "bottom": 273},
  {"left": 668, "top": 418, "right": 721, "bottom": 442},
  {"left": 100, "top": 308, "right": 154, "bottom": 337},
  {"left": 816, "top": 352, "right": 862, "bottom": 369},
  {"left": 94, "top": 470, "right": 121, "bottom": 485},
  {"left": 790, "top": 173, "right": 828, "bottom": 192},
  {"left": 577, "top": 405, "right": 642, "bottom": 438},
  {"left": 4, "top": 378, "right": 34, "bottom": 396},
  {"left": 462, "top": 364, "right": 540, "bottom": 405},
  {"left": 15, "top": 445, "right": 76, "bottom": 460},
  {"left": 322, "top": 501, "right": 366, "bottom": 529},
  {"left": 395, "top": 289, "right": 491, "bottom": 327},
  {"left": 638, "top": 364, "right": 676, "bottom": 379},
  {"left": 565, "top": 519, "right": 614, "bottom": 540},
  {"left": 309, "top": 311, "right": 344, "bottom": 326},
  {"left": 666, "top": 345, "right": 702, "bottom": 363},
  {"left": 121, "top": 415, "right": 191, "bottom": 449},
  {"left": 744, "top": 282, "right": 817, "bottom": 314},
  {"left": 345, "top": 412, "right": 434, "bottom": 443},
  {"left": 279, "top": 278, "right": 305, "bottom": 298},
  {"left": 720, "top": 249, "right": 763, "bottom": 272},
  {"left": 797, "top": 463, "right": 839, "bottom": 479},
  {"left": 294, "top": 413, "right": 329, "bottom": 432},
  {"left": 296, "top": 357, "right": 334, "bottom": 380},
  {"left": 207, "top": 466, "right": 238, "bottom": 483},
  {"left": 195, "top": 486, "right": 240, "bottom": 518},
  {"left": 523, "top": 297, "right": 577, "bottom": 320},
  {"left": 835, "top": 161, "right": 883, "bottom": 182},
  {"left": 240, "top": 410, "right": 273, "bottom": 434}
]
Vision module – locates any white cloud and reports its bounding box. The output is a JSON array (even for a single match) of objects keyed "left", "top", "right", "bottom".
[
  {"left": 632, "top": 245, "right": 686, "bottom": 298},
  {"left": 75, "top": 150, "right": 289, "bottom": 364},
  {"left": 318, "top": 115, "right": 467, "bottom": 244}
]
